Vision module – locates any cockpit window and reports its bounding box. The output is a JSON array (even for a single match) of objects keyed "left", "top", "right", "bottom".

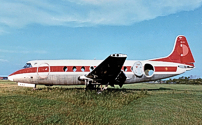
[{"left": 23, "top": 63, "right": 32, "bottom": 68}]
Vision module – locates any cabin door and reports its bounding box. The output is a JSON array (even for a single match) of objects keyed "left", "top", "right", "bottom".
[
  {"left": 132, "top": 61, "right": 143, "bottom": 77},
  {"left": 37, "top": 63, "right": 50, "bottom": 79}
]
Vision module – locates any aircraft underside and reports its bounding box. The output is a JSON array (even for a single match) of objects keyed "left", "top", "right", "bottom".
[{"left": 12, "top": 73, "right": 179, "bottom": 85}]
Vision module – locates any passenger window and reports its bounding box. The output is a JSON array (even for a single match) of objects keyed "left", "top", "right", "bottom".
[
  {"left": 63, "top": 66, "right": 68, "bottom": 72},
  {"left": 90, "top": 66, "right": 94, "bottom": 72},
  {"left": 124, "top": 66, "right": 127, "bottom": 72},
  {"left": 81, "top": 66, "right": 85, "bottom": 72},
  {"left": 73, "top": 66, "right": 77, "bottom": 72}
]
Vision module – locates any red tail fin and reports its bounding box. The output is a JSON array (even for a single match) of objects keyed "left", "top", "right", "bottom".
[{"left": 151, "top": 36, "right": 195, "bottom": 66}]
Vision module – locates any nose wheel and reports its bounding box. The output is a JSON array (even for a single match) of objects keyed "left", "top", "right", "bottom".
[{"left": 32, "top": 84, "right": 37, "bottom": 90}]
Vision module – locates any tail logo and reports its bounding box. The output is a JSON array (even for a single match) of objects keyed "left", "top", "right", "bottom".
[{"left": 178, "top": 43, "right": 189, "bottom": 57}]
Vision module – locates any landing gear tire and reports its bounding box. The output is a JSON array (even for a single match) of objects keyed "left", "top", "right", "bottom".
[
  {"left": 97, "top": 84, "right": 108, "bottom": 94},
  {"left": 85, "top": 80, "right": 96, "bottom": 90},
  {"left": 86, "top": 84, "right": 96, "bottom": 90}
]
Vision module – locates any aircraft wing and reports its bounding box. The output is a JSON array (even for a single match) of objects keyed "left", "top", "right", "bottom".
[{"left": 86, "top": 54, "right": 127, "bottom": 84}]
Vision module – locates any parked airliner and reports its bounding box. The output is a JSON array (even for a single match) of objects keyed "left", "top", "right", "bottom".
[{"left": 8, "top": 36, "right": 195, "bottom": 91}]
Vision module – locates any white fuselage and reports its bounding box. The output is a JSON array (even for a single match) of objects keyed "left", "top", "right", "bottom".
[{"left": 8, "top": 59, "right": 192, "bottom": 86}]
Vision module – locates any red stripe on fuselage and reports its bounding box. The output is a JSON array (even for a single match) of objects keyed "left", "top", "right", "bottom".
[
  {"left": 121, "top": 66, "right": 132, "bottom": 72},
  {"left": 9, "top": 67, "right": 37, "bottom": 76},
  {"left": 51, "top": 66, "right": 91, "bottom": 72},
  {"left": 9, "top": 66, "right": 133, "bottom": 76},
  {"left": 155, "top": 66, "right": 177, "bottom": 72},
  {"left": 9, "top": 66, "right": 178, "bottom": 76},
  {"left": 38, "top": 66, "right": 49, "bottom": 72}
]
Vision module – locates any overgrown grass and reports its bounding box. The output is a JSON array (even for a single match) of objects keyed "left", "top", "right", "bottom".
[
  {"left": 0, "top": 80, "right": 16, "bottom": 84},
  {"left": 1, "top": 81, "right": 202, "bottom": 124}
]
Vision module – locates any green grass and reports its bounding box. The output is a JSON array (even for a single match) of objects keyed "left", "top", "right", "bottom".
[
  {"left": 1, "top": 81, "right": 202, "bottom": 124},
  {"left": 0, "top": 80, "right": 16, "bottom": 84}
]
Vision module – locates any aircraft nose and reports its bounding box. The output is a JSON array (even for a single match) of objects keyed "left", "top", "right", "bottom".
[{"left": 8, "top": 75, "right": 13, "bottom": 81}]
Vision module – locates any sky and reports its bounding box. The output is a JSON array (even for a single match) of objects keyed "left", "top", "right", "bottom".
[{"left": 0, "top": 0, "right": 202, "bottom": 78}]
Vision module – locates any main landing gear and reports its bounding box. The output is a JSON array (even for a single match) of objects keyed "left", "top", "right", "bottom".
[{"left": 84, "top": 80, "right": 108, "bottom": 94}]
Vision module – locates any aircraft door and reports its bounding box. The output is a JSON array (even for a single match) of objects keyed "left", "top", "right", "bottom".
[
  {"left": 37, "top": 63, "right": 50, "bottom": 79},
  {"left": 132, "top": 61, "right": 143, "bottom": 77}
]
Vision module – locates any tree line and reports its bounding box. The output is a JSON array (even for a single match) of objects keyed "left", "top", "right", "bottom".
[{"left": 165, "top": 76, "right": 202, "bottom": 85}]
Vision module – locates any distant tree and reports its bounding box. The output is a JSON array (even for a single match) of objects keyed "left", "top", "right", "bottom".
[
  {"left": 172, "top": 79, "right": 177, "bottom": 84},
  {"left": 165, "top": 76, "right": 202, "bottom": 85},
  {"left": 166, "top": 78, "right": 172, "bottom": 84}
]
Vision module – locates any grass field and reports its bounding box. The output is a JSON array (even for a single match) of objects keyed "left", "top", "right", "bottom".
[{"left": 1, "top": 81, "right": 202, "bottom": 124}]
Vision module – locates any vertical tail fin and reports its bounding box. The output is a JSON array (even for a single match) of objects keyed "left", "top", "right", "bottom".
[{"left": 151, "top": 36, "right": 195, "bottom": 66}]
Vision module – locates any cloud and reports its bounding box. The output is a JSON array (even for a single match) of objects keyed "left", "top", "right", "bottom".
[
  {"left": 0, "top": 59, "right": 9, "bottom": 62},
  {"left": 0, "top": 0, "right": 202, "bottom": 28},
  {"left": 0, "top": 49, "right": 47, "bottom": 54},
  {"left": 0, "top": 29, "right": 9, "bottom": 35}
]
